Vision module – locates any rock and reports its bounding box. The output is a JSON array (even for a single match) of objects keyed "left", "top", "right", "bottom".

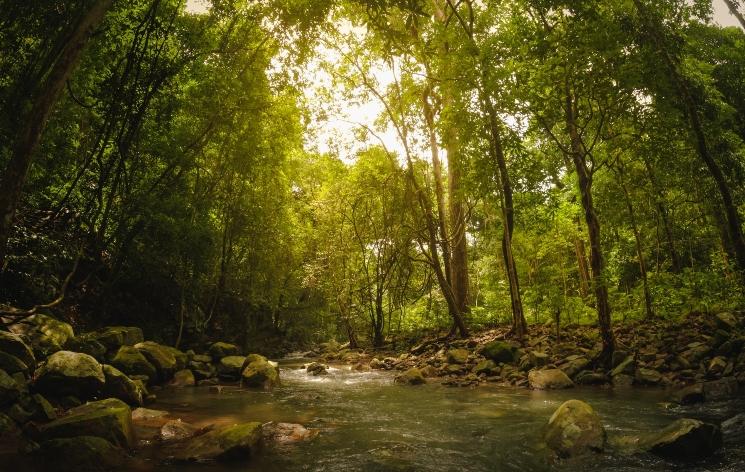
[
  {"left": 192, "top": 354, "right": 212, "bottom": 363},
  {"left": 703, "top": 377, "right": 739, "bottom": 401},
  {"left": 641, "top": 418, "right": 722, "bottom": 461},
  {"left": 134, "top": 341, "right": 178, "bottom": 381},
  {"left": 10, "top": 314, "right": 74, "bottom": 356},
  {"left": 102, "top": 364, "right": 143, "bottom": 406},
  {"left": 446, "top": 348, "right": 469, "bottom": 365},
  {"left": 35, "top": 398, "right": 135, "bottom": 449},
  {"left": 528, "top": 369, "right": 574, "bottom": 390},
  {"left": 634, "top": 368, "right": 662, "bottom": 386},
  {"left": 163, "top": 346, "right": 188, "bottom": 371},
  {"left": 715, "top": 312, "right": 739, "bottom": 331},
  {"left": 529, "top": 351, "right": 550, "bottom": 368},
  {"left": 198, "top": 378, "right": 220, "bottom": 387},
  {"left": 394, "top": 368, "right": 426, "bottom": 385},
  {"left": 369, "top": 358, "right": 386, "bottom": 369},
  {"left": 0, "top": 330, "right": 36, "bottom": 368},
  {"left": 65, "top": 336, "right": 107, "bottom": 361},
  {"left": 209, "top": 342, "right": 241, "bottom": 359},
  {"left": 170, "top": 369, "right": 196, "bottom": 388},
  {"left": 263, "top": 422, "right": 317, "bottom": 444},
  {"left": 160, "top": 419, "right": 201, "bottom": 441},
  {"left": 218, "top": 355, "right": 246, "bottom": 380},
  {"left": 0, "top": 368, "right": 21, "bottom": 406},
  {"left": 611, "top": 350, "right": 630, "bottom": 368},
  {"left": 30, "top": 393, "right": 57, "bottom": 421},
  {"left": 610, "top": 356, "right": 635, "bottom": 377},
  {"left": 613, "top": 373, "right": 634, "bottom": 387},
  {"left": 306, "top": 362, "right": 328, "bottom": 376},
  {"left": 168, "top": 422, "right": 262, "bottom": 462},
  {"left": 0, "top": 411, "right": 19, "bottom": 435},
  {"left": 420, "top": 365, "right": 439, "bottom": 378},
  {"left": 708, "top": 356, "right": 728, "bottom": 377},
  {"left": 352, "top": 362, "right": 371, "bottom": 372},
  {"left": 473, "top": 359, "right": 497, "bottom": 376},
  {"left": 575, "top": 371, "right": 608, "bottom": 385},
  {"left": 0, "top": 351, "right": 29, "bottom": 376},
  {"left": 111, "top": 346, "right": 156, "bottom": 383},
  {"left": 189, "top": 360, "right": 216, "bottom": 380},
  {"left": 479, "top": 341, "right": 518, "bottom": 364},
  {"left": 721, "top": 413, "right": 745, "bottom": 442},
  {"left": 86, "top": 326, "right": 144, "bottom": 352},
  {"left": 131, "top": 407, "right": 169, "bottom": 421},
  {"left": 670, "top": 384, "right": 704, "bottom": 405},
  {"left": 545, "top": 400, "right": 605, "bottom": 458},
  {"left": 241, "top": 355, "right": 279, "bottom": 389},
  {"left": 32, "top": 351, "right": 105, "bottom": 400},
  {"left": 34, "top": 436, "right": 127, "bottom": 472},
  {"left": 561, "top": 357, "right": 590, "bottom": 378}
]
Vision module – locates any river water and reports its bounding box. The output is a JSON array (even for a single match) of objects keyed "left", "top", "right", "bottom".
[{"left": 142, "top": 358, "right": 745, "bottom": 472}]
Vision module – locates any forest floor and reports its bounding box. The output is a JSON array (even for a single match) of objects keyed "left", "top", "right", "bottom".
[{"left": 309, "top": 311, "right": 745, "bottom": 400}]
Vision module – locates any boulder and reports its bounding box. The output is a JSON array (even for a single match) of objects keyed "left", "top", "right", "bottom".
[
  {"left": 721, "top": 413, "right": 745, "bottom": 442},
  {"left": 33, "top": 351, "right": 105, "bottom": 400},
  {"left": 479, "top": 341, "right": 518, "bottom": 364},
  {"left": 0, "top": 330, "right": 36, "bottom": 368},
  {"left": 610, "top": 356, "right": 635, "bottom": 377},
  {"left": 0, "top": 368, "right": 21, "bottom": 406},
  {"left": 575, "top": 371, "right": 608, "bottom": 386},
  {"left": 560, "top": 357, "right": 590, "bottom": 379},
  {"left": 473, "top": 359, "right": 497, "bottom": 376},
  {"left": 10, "top": 314, "right": 74, "bottom": 356},
  {"left": 708, "top": 356, "right": 728, "bottom": 377},
  {"left": 168, "top": 422, "right": 262, "bottom": 462},
  {"left": 306, "top": 362, "right": 328, "bottom": 376},
  {"left": 85, "top": 327, "right": 144, "bottom": 352},
  {"left": 102, "top": 364, "right": 143, "bottom": 406},
  {"left": 446, "top": 348, "right": 469, "bottom": 365},
  {"left": 529, "top": 351, "right": 550, "bottom": 368},
  {"left": 29, "top": 393, "right": 57, "bottom": 421},
  {"left": 209, "top": 342, "right": 241, "bottom": 359},
  {"left": 160, "top": 419, "right": 201, "bottom": 441},
  {"left": 394, "top": 368, "right": 426, "bottom": 385},
  {"left": 218, "top": 355, "right": 246, "bottom": 380},
  {"left": 528, "top": 369, "right": 574, "bottom": 390},
  {"left": 134, "top": 341, "right": 177, "bottom": 381},
  {"left": 163, "top": 346, "right": 188, "bottom": 371},
  {"left": 420, "top": 365, "right": 439, "bottom": 378},
  {"left": 189, "top": 360, "right": 216, "bottom": 381},
  {"left": 170, "top": 369, "right": 196, "bottom": 388},
  {"left": 263, "top": 422, "right": 317, "bottom": 444},
  {"left": 192, "top": 354, "right": 212, "bottom": 363},
  {"left": 241, "top": 355, "right": 279, "bottom": 389},
  {"left": 369, "top": 358, "right": 386, "bottom": 370},
  {"left": 0, "top": 351, "right": 29, "bottom": 376},
  {"left": 34, "top": 436, "right": 127, "bottom": 472},
  {"left": 634, "top": 368, "right": 662, "bottom": 386},
  {"left": 65, "top": 336, "right": 107, "bottom": 361},
  {"left": 671, "top": 383, "right": 704, "bottom": 405},
  {"left": 703, "top": 377, "right": 739, "bottom": 401},
  {"left": 35, "top": 398, "right": 135, "bottom": 449},
  {"left": 111, "top": 346, "right": 157, "bottom": 382},
  {"left": 545, "top": 400, "right": 605, "bottom": 458},
  {"left": 641, "top": 418, "right": 722, "bottom": 461}
]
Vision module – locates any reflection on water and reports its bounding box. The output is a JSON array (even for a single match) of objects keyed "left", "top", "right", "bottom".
[{"left": 144, "top": 358, "right": 745, "bottom": 472}]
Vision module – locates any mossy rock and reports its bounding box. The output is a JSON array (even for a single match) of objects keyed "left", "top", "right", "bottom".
[
  {"left": 167, "top": 422, "right": 262, "bottom": 462},
  {"left": 241, "top": 356, "right": 279, "bottom": 389},
  {"left": 0, "top": 351, "right": 29, "bottom": 376},
  {"left": 0, "top": 368, "right": 21, "bottom": 406},
  {"left": 0, "top": 331, "right": 36, "bottom": 369},
  {"left": 0, "top": 411, "right": 19, "bottom": 435},
  {"left": 33, "top": 351, "right": 105, "bottom": 400},
  {"left": 102, "top": 364, "right": 144, "bottom": 406},
  {"left": 35, "top": 398, "right": 135, "bottom": 449},
  {"left": 209, "top": 342, "right": 241, "bottom": 359},
  {"left": 394, "top": 367, "right": 426, "bottom": 385},
  {"left": 446, "top": 348, "right": 469, "bottom": 365},
  {"left": 162, "top": 346, "right": 188, "bottom": 371},
  {"left": 111, "top": 346, "right": 157, "bottom": 382},
  {"left": 87, "top": 327, "right": 144, "bottom": 351},
  {"left": 473, "top": 359, "right": 497, "bottom": 376},
  {"left": 479, "top": 341, "right": 518, "bottom": 364},
  {"left": 545, "top": 400, "right": 605, "bottom": 458},
  {"left": 34, "top": 435, "right": 127, "bottom": 472},
  {"left": 529, "top": 369, "right": 574, "bottom": 390},
  {"left": 11, "top": 314, "right": 74, "bottom": 357},
  {"left": 65, "top": 336, "right": 107, "bottom": 361},
  {"left": 640, "top": 418, "right": 722, "bottom": 461},
  {"left": 169, "top": 369, "right": 195, "bottom": 388},
  {"left": 218, "top": 356, "right": 246, "bottom": 380},
  {"left": 134, "top": 342, "right": 177, "bottom": 381}
]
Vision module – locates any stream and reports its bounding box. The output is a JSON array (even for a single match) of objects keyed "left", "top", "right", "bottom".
[{"left": 138, "top": 357, "right": 745, "bottom": 472}]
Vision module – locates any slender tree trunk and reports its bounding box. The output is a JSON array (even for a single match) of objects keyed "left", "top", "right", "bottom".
[
  {"left": 564, "top": 77, "right": 615, "bottom": 365},
  {"left": 615, "top": 165, "right": 654, "bottom": 319},
  {"left": 634, "top": 0, "right": 745, "bottom": 275},
  {"left": 641, "top": 155, "right": 682, "bottom": 272},
  {"left": 0, "top": 0, "right": 114, "bottom": 267},
  {"left": 574, "top": 232, "right": 592, "bottom": 298},
  {"left": 724, "top": 0, "right": 745, "bottom": 29}
]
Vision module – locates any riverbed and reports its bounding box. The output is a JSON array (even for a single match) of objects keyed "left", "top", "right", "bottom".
[{"left": 138, "top": 358, "right": 745, "bottom": 471}]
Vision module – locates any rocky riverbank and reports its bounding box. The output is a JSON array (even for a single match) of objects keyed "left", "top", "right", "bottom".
[{"left": 0, "top": 314, "right": 288, "bottom": 470}]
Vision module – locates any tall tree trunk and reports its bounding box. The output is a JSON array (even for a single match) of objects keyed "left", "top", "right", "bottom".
[
  {"left": 614, "top": 165, "right": 654, "bottom": 319},
  {"left": 0, "top": 0, "right": 114, "bottom": 267},
  {"left": 564, "top": 77, "right": 615, "bottom": 365},
  {"left": 574, "top": 231, "right": 592, "bottom": 298},
  {"left": 724, "top": 0, "right": 745, "bottom": 29},
  {"left": 482, "top": 94, "right": 527, "bottom": 339},
  {"left": 634, "top": 0, "right": 745, "bottom": 276}
]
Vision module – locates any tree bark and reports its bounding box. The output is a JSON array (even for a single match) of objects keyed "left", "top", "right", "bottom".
[
  {"left": 641, "top": 155, "right": 682, "bottom": 272},
  {"left": 0, "top": 0, "right": 114, "bottom": 267},
  {"left": 564, "top": 77, "right": 615, "bottom": 365}
]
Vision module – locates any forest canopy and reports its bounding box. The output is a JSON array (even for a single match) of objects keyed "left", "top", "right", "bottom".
[{"left": 1, "top": 0, "right": 745, "bottom": 360}]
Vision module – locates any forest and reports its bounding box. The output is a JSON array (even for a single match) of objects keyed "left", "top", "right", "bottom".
[{"left": 1, "top": 0, "right": 745, "bottom": 471}]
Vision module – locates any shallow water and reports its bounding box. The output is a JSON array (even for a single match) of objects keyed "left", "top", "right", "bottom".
[{"left": 140, "top": 359, "right": 745, "bottom": 472}]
